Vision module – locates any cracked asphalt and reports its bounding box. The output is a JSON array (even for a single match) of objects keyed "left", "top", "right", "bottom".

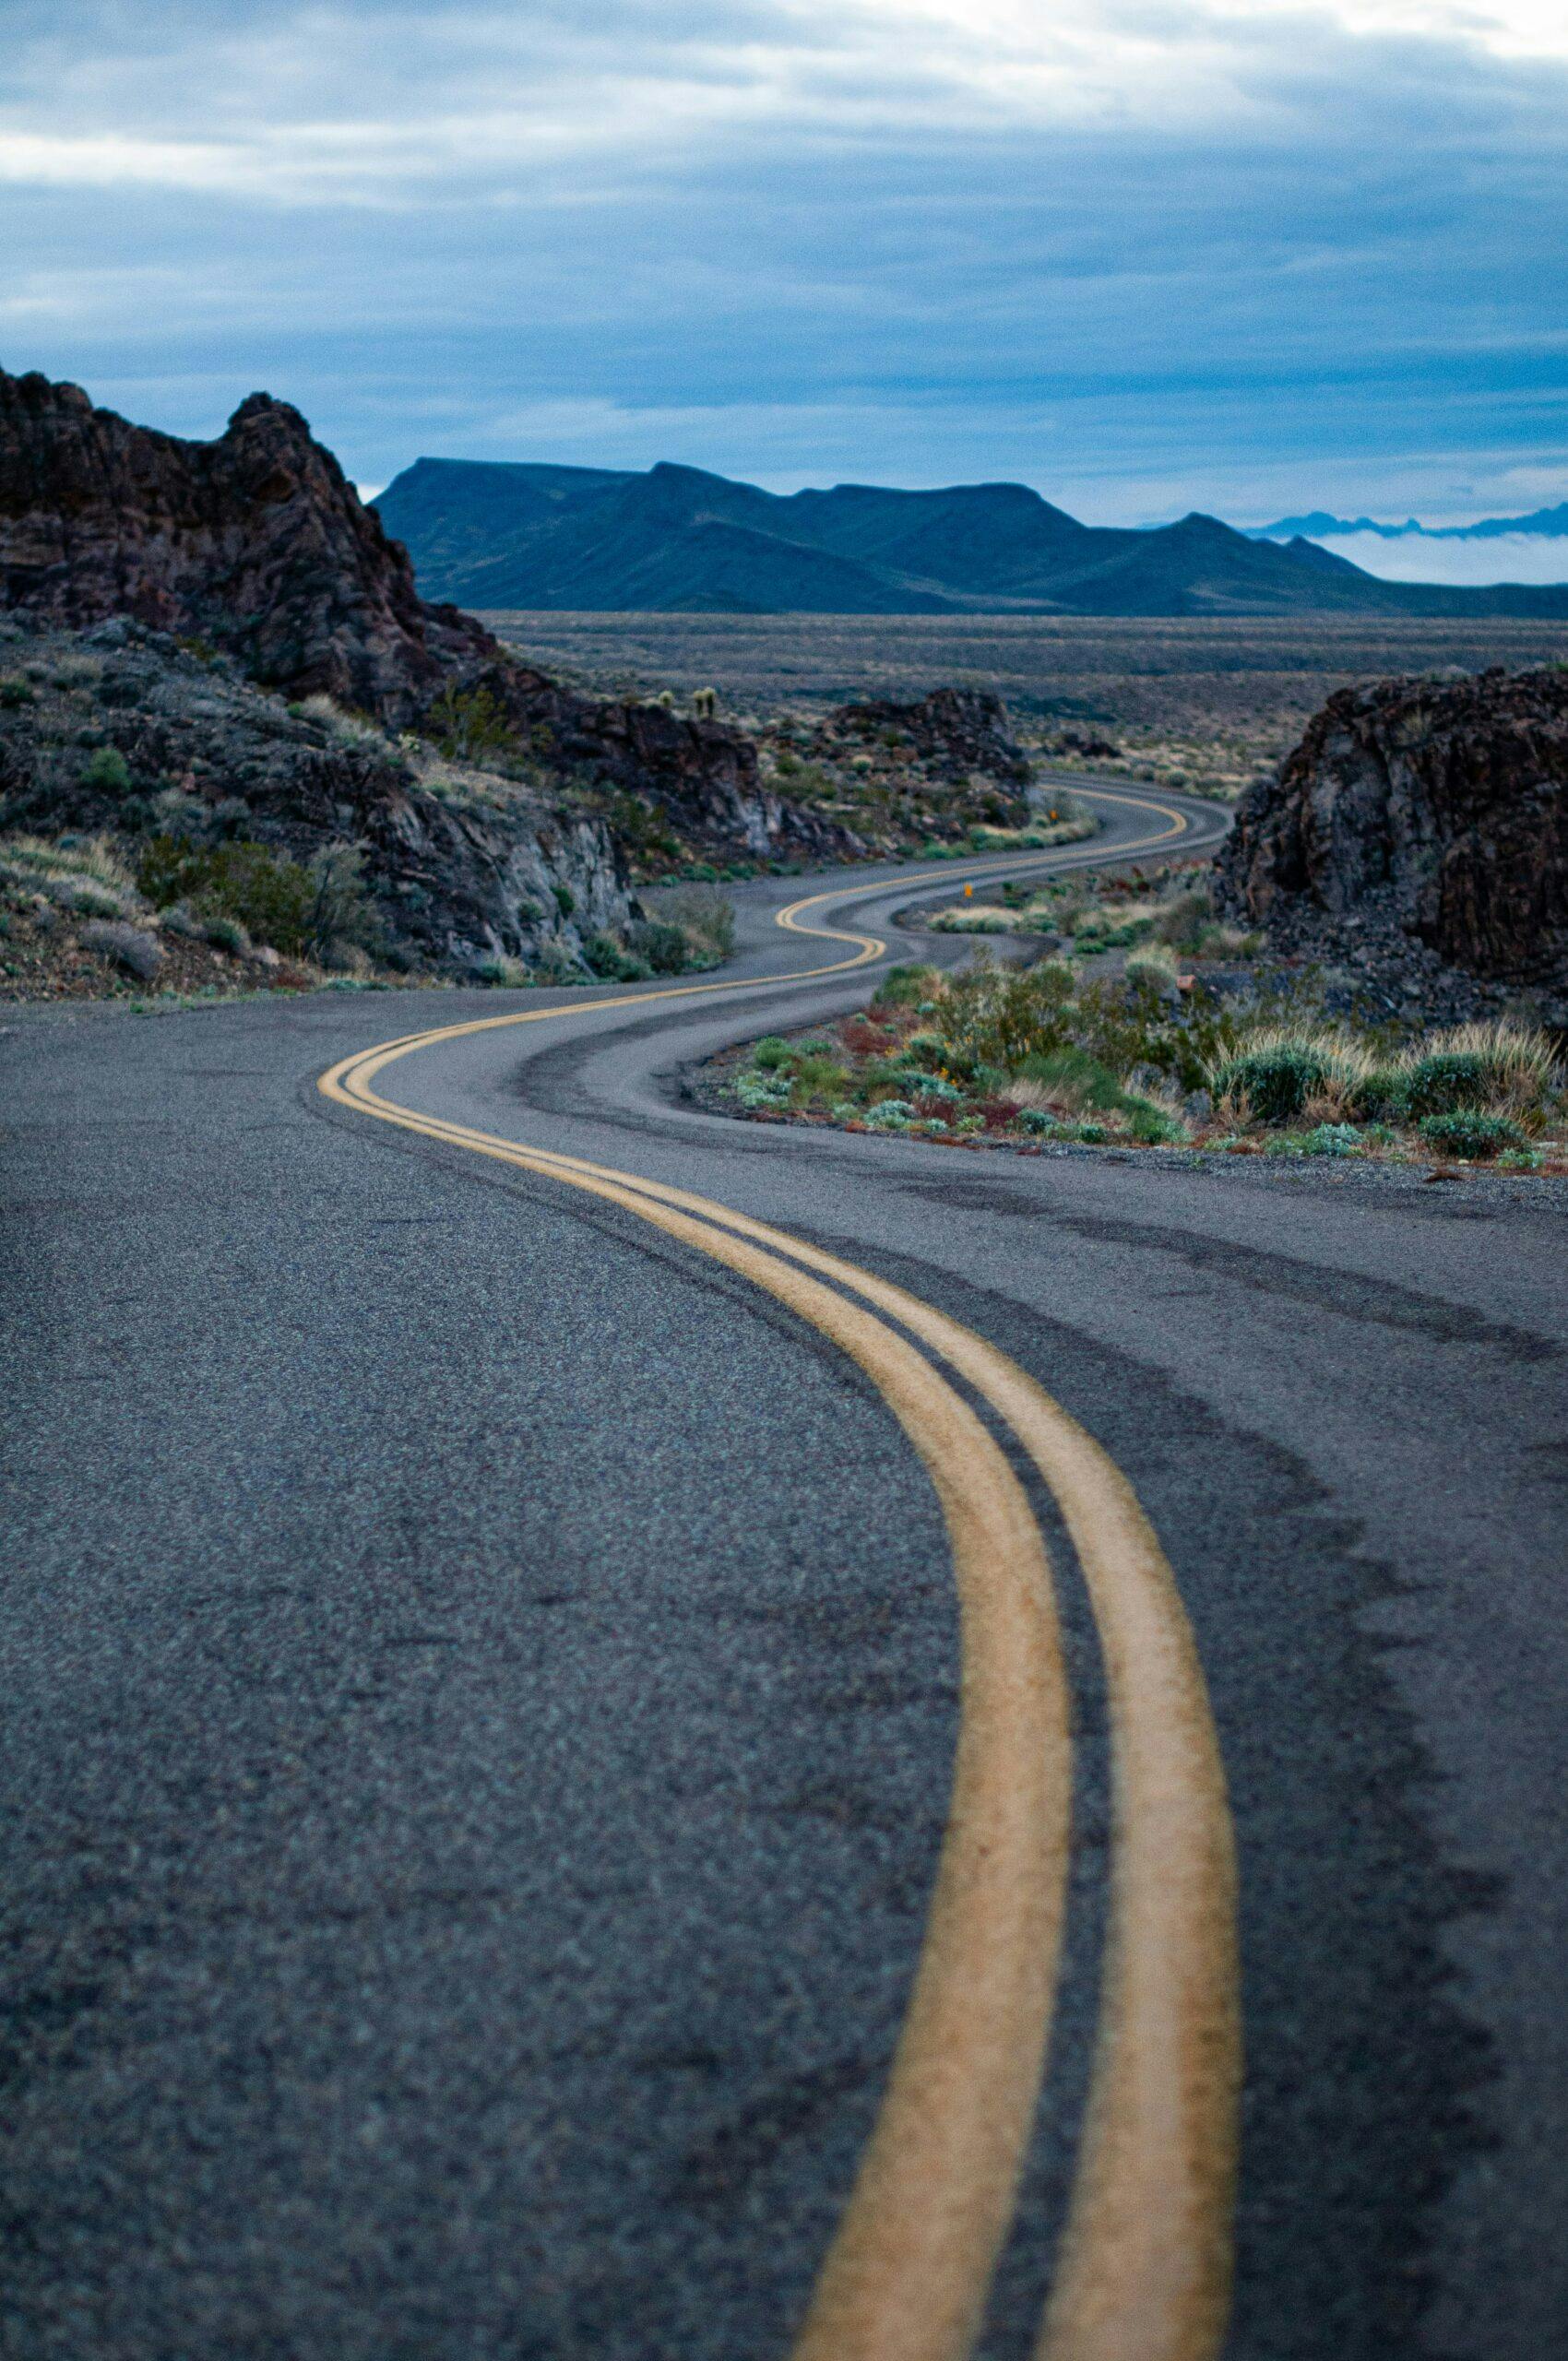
[{"left": 4, "top": 791, "right": 1565, "bottom": 2359}]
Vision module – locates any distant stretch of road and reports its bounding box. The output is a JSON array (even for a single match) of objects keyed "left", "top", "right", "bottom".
[{"left": 5, "top": 781, "right": 1564, "bottom": 2361}]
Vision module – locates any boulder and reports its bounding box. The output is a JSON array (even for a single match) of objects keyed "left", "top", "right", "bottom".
[{"left": 1217, "top": 666, "right": 1568, "bottom": 987}]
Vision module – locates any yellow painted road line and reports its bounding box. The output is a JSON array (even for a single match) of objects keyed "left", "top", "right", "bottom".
[
  {"left": 331, "top": 1096, "right": 1241, "bottom": 2361},
  {"left": 320, "top": 1060, "right": 1072, "bottom": 2361},
  {"left": 318, "top": 787, "right": 1237, "bottom": 2360}
]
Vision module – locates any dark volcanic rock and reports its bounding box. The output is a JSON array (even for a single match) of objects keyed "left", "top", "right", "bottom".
[
  {"left": 1217, "top": 666, "right": 1568, "bottom": 990},
  {"left": 0, "top": 368, "right": 461, "bottom": 720},
  {"left": 821, "top": 687, "right": 1032, "bottom": 786},
  {"left": 0, "top": 617, "right": 633, "bottom": 970},
  {"left": 0, "top": 367, "right": 855, "bottom": 868}
]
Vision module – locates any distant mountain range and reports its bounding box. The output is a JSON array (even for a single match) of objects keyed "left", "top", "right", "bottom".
[
  {"left": 1249, "top": 504, "right": 1568, "bottom": 543},
  {"left": 372, "top": 458, "right": 1568, "bottom": 618}
]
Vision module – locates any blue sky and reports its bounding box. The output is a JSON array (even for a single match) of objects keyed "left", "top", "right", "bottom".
[{"left": 4, "top": 0, "right": 1567, "bottom": 536}]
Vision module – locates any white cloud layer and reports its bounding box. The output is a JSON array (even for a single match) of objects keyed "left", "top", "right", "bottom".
[
  {"left": 1316, "top": 529, "right": 1568, "bottom": 583},
  {"left": 2, "top": 0, "right": 1564, "bottom": 519}
]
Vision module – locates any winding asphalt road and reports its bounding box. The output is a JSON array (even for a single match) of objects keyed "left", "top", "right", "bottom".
[{"left": 5, "top": 782, "right": 1566, "bottom": 2361}]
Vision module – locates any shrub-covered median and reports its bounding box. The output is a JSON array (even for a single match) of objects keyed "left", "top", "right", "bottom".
[{"left": 717, "top": 959, "right": 1567, "bottom": 1172}]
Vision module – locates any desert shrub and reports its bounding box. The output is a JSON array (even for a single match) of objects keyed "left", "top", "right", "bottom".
[
  {"left": 931, "top": 905, "right": 1015, "bottom": 934},
  {"left": 1396, "top": 1050, "right": 1493, "bottom": 1119},
  {"left": 1127, "top": 1101, "right": 1187, "bottom": 1145},
  {"left": 1208, "top": 1028, "right": 1369, "bottom": 1124},
  {"left": 871, "top": 963, "right": 941, "bottom": 1011},
  {"left": 628, "top": 919, "right": 688, "bottom": 974},
  {"left": 137, "top": 836, "right": 377, "bottom": 960},
  {"left": 790, "top": 1052, "right": 852, "bottom": 1098},
  {"left": 423, "top": 682, "right": 523, "bottom": 765},
  {"left": 531, "top": 942, "right": 587, "bottom": 982},
  {"left": 79, "top": 746, "right": 132, "bottom": 796},
  {"left": 751, "top": 1036, "right": 792, "bottom": 1070},
  {"left": 1016, "top": 1107, "right": 1058, "bottom": 1134},
  {"left": 583, "top": 931, "right": 654, "bottom": 981},
  {"left": 0, "top": 677, "right": 35, "bottom": 708},
  {"left": 80, "top": 919, "right": 162, "bottom": 980},
  {"left": 472, "top": 953, "right": 530, "bottom": 987},
  {"left": 655, "top": 883, "right": 735, "bottom": 960},
  {"left": 1399, "top": 1023, "right": 1555, "bottom": 1119},
  {"left": 1418, "top": 1111, "right": 1525, "bottom": 1159},
  {"left": 1495, "top": 1146, "right": 1543, "bottom": 1171},
  {"left": 1301, "top": 1122, "right": 1363, "bottom": 1157},
  {"left": 865, "top": 1099, "right": 916, "bottom": 1130},
  {"left": 1124, "top": 942, "right": 1180, "bottom": 991},
  {"left": 1012, "top": 1047, "right": 1128, "bottom": 1113},
  {"left": 203, "top": 914, "right": 251, "bottom": 955},
  {"left": 1348, "top": 1067, "right": 1410, "bottom": 1121},
  {"left": 940, "top": 957, "right": 1077, "bottom": 1069},
  {"left": 1151, "top": 885, "right": 1213, "bottom": 948}
]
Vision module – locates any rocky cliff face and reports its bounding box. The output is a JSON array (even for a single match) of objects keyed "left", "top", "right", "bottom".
[
  {"left": 0, "top": 616, "right": 633, "bottom": 970},
  {"left": 0, "top": 367, "right": 854, "bottom": 870},
  {"left": 1217, "top": 666, "right": 1568, "bottom": 991}
]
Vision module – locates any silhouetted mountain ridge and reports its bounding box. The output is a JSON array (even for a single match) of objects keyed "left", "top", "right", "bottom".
[{"left": 374, "top": 457, "right": 1568, "bottom": 617}]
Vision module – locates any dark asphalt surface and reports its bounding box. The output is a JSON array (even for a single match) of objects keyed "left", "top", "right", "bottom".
[{"left": 5, "top": 783, "right": 1565, "bottom": 2360}]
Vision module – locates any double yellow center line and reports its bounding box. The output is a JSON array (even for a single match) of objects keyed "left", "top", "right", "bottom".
[{"left": 318, "top": 800, "right": 1240, "bottom": 2361}]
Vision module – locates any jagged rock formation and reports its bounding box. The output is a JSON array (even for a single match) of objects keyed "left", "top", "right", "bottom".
[
  {"left": 815, "top": 687, "right": 1032, "bottom": 786},
  {"left": 0, "top": 368, "right": 854, "bottom": 870},
  {"left": 1217, "top": 666, "right": 1568, "bottom": 989},
  {"left": 0, "top": 617, "right": 633, "bottom": 970}
]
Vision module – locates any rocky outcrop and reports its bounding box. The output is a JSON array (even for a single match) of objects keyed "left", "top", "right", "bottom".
[
  {"left": 0, "top": 368, "right": 464, "bottom": 720},
  {"left": 819, "top": 687, "right": 1032, "bottom": 786},
  {"left": 1217, "top": 666, "right": 1568, "bottom": 989},
  {"left": 0, "top": 616, "right": 633, "bottom": 970},
  {"left": 0, "top": 367, "right": 855, "bottom": 869}
]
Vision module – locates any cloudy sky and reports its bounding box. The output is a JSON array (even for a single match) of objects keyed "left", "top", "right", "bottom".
[{"left": 4, "top": 0, "right": 1567, "bottom": 542}]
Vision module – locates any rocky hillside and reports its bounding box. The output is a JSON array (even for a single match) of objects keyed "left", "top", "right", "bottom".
[
  {"left": 0, "top": 368, "right": 854, "bottom": 876},
  {"left": 0, "top": 616, "right": 639, "bottom": 983},
  {"left": 1217, "top": 665, "right": 1568, "bottom": 1012}
]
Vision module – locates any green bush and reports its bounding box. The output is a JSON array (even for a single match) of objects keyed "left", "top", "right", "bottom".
[
  {"left": 1301, "top": 1122, "right": 1363, "bottom": 1157},
  {"left": 628, "top": 919, "right": 688, "bottom": 974},
  {"left": 1016, "top": 1108, "right": 1058, "bottom": 1134},
  {"left": 79, "top": 745, "right": 132, "bottom": 795},
  {"left": 790, "top": 1053, "right": 852, "bottom": 1098},
  {"left": 1208, "top": 1031, "right": 1364, "bottom": 1123},
  {"left": 1348, "top": 1068, "right": 1409, "bottom": 1121},
  {"left": 872, "top": 962, "right": 942, "bottom": 1010},
  {"left": 752, "top": 1036, "right": 792, "bottom": 1070},
  {"left": 1396, "top": 1051, "right": 1492, "bottom": 1119},
  {"left": 1012, "top": 1047, "right": 1127, "bottom": 1112},
  {"left": 1127, "top": 1101, "right": 1186, "bottom": 1145},
  {"left": 137, "top": 836, "right": 378, "bottom": 960},
  {"left": 425, "top": 682, "right": 523, "bottom": 765},
  {"left": 1418, "top": 1111, "right": 1525, "bottom": 1159},
  {"left": 0, "top": 678, "right": 35, "bottom": 708},
  {"left": 654, "top": 883, "right": 735, "bottom": 962}
]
